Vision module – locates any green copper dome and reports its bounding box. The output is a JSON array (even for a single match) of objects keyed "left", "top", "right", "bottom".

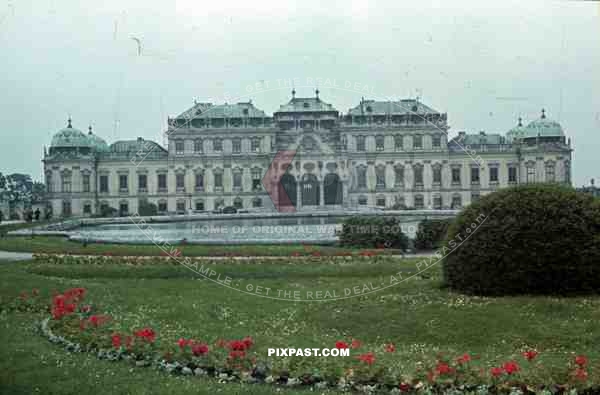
[
  {"left": 506, "top": 117, "right": 526, "bottom": 143},
  {"left": 523, "top": 109, "right": 565, "bottom": 139},
  {"left": 51, "top": 118, "right": 92, "bottom": 149},
  {"left": 86, "top": 126, "right": 110, "bottom": 152}
]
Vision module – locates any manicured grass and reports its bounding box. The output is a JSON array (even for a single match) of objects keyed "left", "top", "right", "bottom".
[
  {"left": 0, "top": 235, "right": 399, "bottom": 257},
  {"left": 1, "top": 256, "right": 599, "bottom": 394}
]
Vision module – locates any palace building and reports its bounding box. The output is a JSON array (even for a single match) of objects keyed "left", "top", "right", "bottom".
[{"left": 43, "top": 91, "right": 572, "bottom": 217}]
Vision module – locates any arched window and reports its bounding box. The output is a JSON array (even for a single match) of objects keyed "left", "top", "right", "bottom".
[
  {"left": 233, "top": 197, "right": 243, "bottom": 209},
  {"left": 252, "top": 197, "right": 262, "bottom": 208}
]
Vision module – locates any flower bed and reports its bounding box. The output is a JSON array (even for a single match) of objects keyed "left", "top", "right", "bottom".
[{"left": 30, "top": 287, "right": 599, "bottom": 394}]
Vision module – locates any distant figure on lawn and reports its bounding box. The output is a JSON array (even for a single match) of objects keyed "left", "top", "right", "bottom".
[{"left": 34, "top": 208, "right": 40, "bottom": 221}]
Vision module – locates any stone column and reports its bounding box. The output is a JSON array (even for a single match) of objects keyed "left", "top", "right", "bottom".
[
  {"left": 319, "top": 178, "right": 325, "bottom": 207},
  {"left": 366, "top": 161, "right": 376, "bottom": 190},
  {"left": 223, "top": 166, "right": 232, "bottom": 193},
  {"left": 296, "top": 178, "right": 302, "bottom": 210}
]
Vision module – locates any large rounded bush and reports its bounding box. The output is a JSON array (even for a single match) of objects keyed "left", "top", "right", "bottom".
[{"left": 443, "top": 184, "right": 600, "bottom": 295}]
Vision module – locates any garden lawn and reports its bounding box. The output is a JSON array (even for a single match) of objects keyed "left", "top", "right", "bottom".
[
  {"left": 0, "top": 235, "right": 395, "bottom": 256},
  {"left": 1, "top": 256, "right": 599, "bottom": 394}
]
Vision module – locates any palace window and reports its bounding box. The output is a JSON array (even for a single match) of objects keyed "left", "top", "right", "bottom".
[
  {"left": 252, "top": 168, "right": 262, "bottom": 190},
  {"left": 82, "top": 174, "right": 90, "bottom": 193},
  {"left": 433, "top": 166, "right": 442, "bottom": 184},
  {"left": 471, "top": 192, "right": 480, "bottom": 203},
  {"left": 83, "top": 203, "right": 92, "bottom": 214},
  {"left": 233, "top": 197, "right": 243, "bottom": 209},
  {"left": 413, "top": 135, "right": 423, "bottom": 149},
  {"left": 175, "top": 140, "right": 184, "bottom": 155},
  {"left": 394, "top": 135, "right": 403, "bottom": 151},
  {"left": 119, "top": 202, "right": 128, "bottom": 216},
  {"left": 119, "top": 174, "right": 128, "bottom": 192},
  {"left": 99, "top": 175, "right": 109, "bottom": 193},
  {"left": 376, "top": 196, "right": 386, "bottom": 207},
  {"left": 358, "top": 196, "right": 368, "bottom": 206},
  {"left": 251, "top": 138, "right": 260, "bottom": 153},
  {"left": 62, "top": 200, "right": 72, "bottom": 216},
  {"left": 195, "top": 201, "right": 205, "bottom": 211},
  {"left": 158, "top": 174, "right": 167, "bottom": 191},
  {"left": 214, "top": 198, "right": 224, "bottom": 209},
  {"left": 357, "top": 167, "right": 367, "bottom": 189},
  {"left": 214, "top": 173, "right": 223, "bottom": 189},
  {"left": 471, "top": 167, "right": 480, "bottom": 184},
  {"left": 232, "top": 138, "right": 241, "bottom": 154},
  {"left": 527, "top": 166, "right": 536, "bottom": 183},
  {"left": 176, "top": 174, "right": 185, "bottom": 191},
  {"left": 545, "top": 162, "right": 555, "bottom": 182},
  {"left": 213, "top": 138, "right": 222, "bottom": 152},
  {"left": 158, "top": 201, "right": 167, "bottom": 213},
  {"left": 195, "top": 173, "right": 204, "bottom": 191},
  {"left": 61, "top": 173, "right": 72, "bottom": 193},
  {"left": 356, "top": 136, "right": 366, "bottom": 152},
  {"left": 394, "top": 166, "right": 404, "bottom": 187},
  {"left": 451, "top": 194, "right": 462, "bottom": 209},
  {"left": 433, "top": 195, "right": 442, "bottom": 210},
  {"left": 432, "top": 135, "right": 441, "bottom": 148},
  {"left": 451, "top": 168, "right": 461, "bottom": 184},
  {"left": 194, "top": 139, "right": 203, "bottom": 153},
  {"left": 489, "top": 167, "right": 499, "bottom": 183},
  {"left": 176, "top": 200, "right": 186, "bottom": 213},
  {"left": 508, "top": 167, "right": 517, "bottom": 183},
  {"left": 252, "top": 197, "right": 262, "bottom": 208},
  {"left": 376, "top": 167, "right": 386, "bottom": 189},
  {"left": 138, "top": 174, "right": 147, "bottom": 192},
  {"left": 375, "top": 135, "right": 385, "bottom": 151},
  {"left": 414, "top": 195, "right": 424, "bottom": 209},
  {"left": 414, "top": 166, "right": 424, "bottom": 186},
  {"left": 233, "top": 172, "right": 242, "bottom": 189}
]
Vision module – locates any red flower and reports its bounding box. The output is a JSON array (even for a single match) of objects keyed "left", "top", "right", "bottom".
[
  {"left": 490, "top": 367, "right": 503, "bottom": 377},
  {"left": 502, "top": 361, "right": 520, "bottom": 375},
  {"left": 311, "top": 251, "right": 321, "bottom": 257},
  {"left": 191, "top": 342, "right": 209, "bottom": 356},
  {"left": 357, "top": 352, "right": 375, "bottom": 365},
  {"left": 522, "top": 350, "right": 538, "bottom": 361},
  {"left": 291, "top": 252, "right": 301, "bottom": 257},
  {"left": 435, "top": 362, "right": 454, "bottom": 375},
  {"left": 335, "top": 341, "right": 349, "bottom": 349},
  {"left": 457, "top": 353, "right": 471, "bottom": 364},
  {"left": 351, "top": 338, "right": 362, "bottom": 349},
  {"left": 399, "top": 382, "right": 411, "bottom": 392},
  {"left": 574, "top": 368, "right": 588, "bottom": 381},
  {"left": 385, "top": 343, "right": 396, "bottom": 353},
  {"left": 112, "top": 333, "right": 122, "bottom": 349},
  {"left": 228, "top": 340, "right": 247, "bottom": 351},
  {"left": 134, "top": 327, "right": 156, "bottom": 343},
  {"left": 80, "top": 305, "right": 92, "bottom": 313},
  {"left": 575, "top": 355, "right": 588, "bottom": 367},
  {"left": 242, "top": 336, "right": 253, "bottom": 349},
  {"left": 177, "top": 338, "right": 188, "bottom": 349}
]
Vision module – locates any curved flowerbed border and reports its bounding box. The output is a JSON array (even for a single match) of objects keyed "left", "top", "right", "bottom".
[{"left": 29, "top": 287, "right": 599, "bottom": 395}]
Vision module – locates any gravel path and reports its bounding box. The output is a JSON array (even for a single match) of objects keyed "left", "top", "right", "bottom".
[{"left": 0, "top": 250, "right": 33, "bottom": 261}]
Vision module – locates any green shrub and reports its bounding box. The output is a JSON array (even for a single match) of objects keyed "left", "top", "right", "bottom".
[
  {"left": 138, "top": 199, "right": 158, "bottom": 217},
  {"left": 339, "top": 216, "right": 409, "bottom": 250},
  {"left": 414, "top": 219, "right": 453, "bottom": 250},
  {"left": 442, "top": 184, "right": 600, "bottom": 296}
]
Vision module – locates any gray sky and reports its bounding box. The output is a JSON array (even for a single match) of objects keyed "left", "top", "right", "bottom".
[{"left": 1, "top": 0, "right": 598, "bottom": 186}]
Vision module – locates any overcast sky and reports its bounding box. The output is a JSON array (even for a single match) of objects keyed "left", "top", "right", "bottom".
[{"left": 1, "top": 0, "right": 598, "bottom": 186}]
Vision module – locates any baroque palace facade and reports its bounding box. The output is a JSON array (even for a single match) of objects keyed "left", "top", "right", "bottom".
[{"left": 43, "top": 91, "right": 572, "bottom": 217}]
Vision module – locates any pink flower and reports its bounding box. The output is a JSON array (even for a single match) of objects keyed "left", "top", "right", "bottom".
[
  {"left": 351, "top": 338, "right": 362, "bottom": 349},
  {"left": 435, "top": 362, "right": 454, "bottom": 375},
  {"left": 385, "top": 343, "right": 396, "bottom": 353},
  {"left": 574, "top": 368, "right": 588, "bottom": 381},
  {"left": 177, "top": 338, "right": 188, "bottom": 349},
  {"left": 112, "top": 333, "right": 122, "bottom": 349},
  {"left": 191, "top": 342, "right": 209, "bottom": 356}
]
